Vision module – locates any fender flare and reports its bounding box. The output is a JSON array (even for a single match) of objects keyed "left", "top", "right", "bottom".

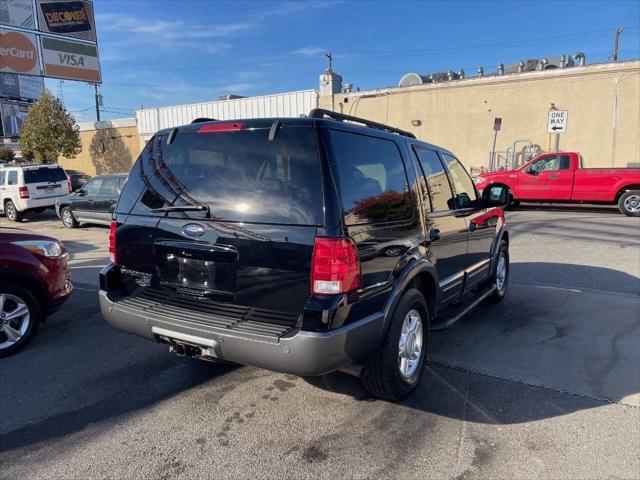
[{"left": 377, "top": 257, "right": 440, "bottom": 344}]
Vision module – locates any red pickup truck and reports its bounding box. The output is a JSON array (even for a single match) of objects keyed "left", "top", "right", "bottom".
[{"left": 475, "top": 152, "right": 640, "bottom": 216}]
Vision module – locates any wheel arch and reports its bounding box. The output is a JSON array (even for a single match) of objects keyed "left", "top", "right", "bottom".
[
  {"left": 615, "top": 184, "right": 640, "bottom": 202},
  {"left": 379, "top": 259, "right": 439, "bottom": 344},
  {"left": 0, "top": 269, "right": 48, "bottom": 320}
]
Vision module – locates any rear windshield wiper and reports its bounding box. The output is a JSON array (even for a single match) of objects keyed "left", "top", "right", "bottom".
[{"left": 151, "top": 205, "right": 211, "bottom": 218}]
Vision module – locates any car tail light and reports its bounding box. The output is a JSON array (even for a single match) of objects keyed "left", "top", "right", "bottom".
[
  {"left": 311, "top": 237, "right": 361, "bottom": 295},
  {"left": 67, "top": 178, "right": 72, "bottom": 192},
  {"left": 109, "top": 221, "right": 119, "bottom": 264},
  {"left": 198, "top": 122, "right": 243, "bottom": 133},
  {"left": 19, "top": 186, "right": 29, "bottom": 199}
]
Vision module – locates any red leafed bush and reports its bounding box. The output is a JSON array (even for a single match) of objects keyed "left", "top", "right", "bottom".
[{"left": 352, "top": 189, "right": 411, "bottom": 223}]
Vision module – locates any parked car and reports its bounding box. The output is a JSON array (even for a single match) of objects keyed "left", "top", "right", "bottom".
[
  {"left": 55, "top": 173, "right": 128, "bottom": 228},
  {"left": 0, "top": 164, "right": 71, "bottom": 222},
  {"left": 0, "top": 228, "right": 73, "bottom": 357},
  {"left": 65, "top": 169, "right": 92, "bottom": 192},
  {"left": 98, "top": 110, "right": 509, "bottom": 401},
  {"left": 475, "top": 152, "right": 640, "bottom": 216}
]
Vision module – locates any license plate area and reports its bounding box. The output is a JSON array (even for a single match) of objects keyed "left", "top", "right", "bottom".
[{"left": 154, "top": 240, "right": 238, "bottom": 299}]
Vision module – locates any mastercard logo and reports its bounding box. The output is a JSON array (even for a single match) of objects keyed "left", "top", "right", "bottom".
[{"left": 0, "top": 31, "right": 38, "bottom": 73}]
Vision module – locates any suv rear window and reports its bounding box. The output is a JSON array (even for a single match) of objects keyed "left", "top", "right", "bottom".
[
  {"left": 23, "top": 167, "right": 67, "bottom": 184},
  {"left": 328, "top": 130, "right": 412, "bottom": 225},
  {"left": 118, "top": 126, "right": 323, "bottom": 225}
]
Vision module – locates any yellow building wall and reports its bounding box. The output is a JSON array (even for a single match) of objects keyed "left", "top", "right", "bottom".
[
  {"left": 320, "top": 61, "right": 640, "bottom": 169},
  {"left": 58, "top": 125, "right": 140, "bottom": 176}
]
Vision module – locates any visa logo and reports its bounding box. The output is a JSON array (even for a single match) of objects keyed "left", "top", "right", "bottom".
[{"left": 58, "top": 54, "right": 85, "bottom": 67}]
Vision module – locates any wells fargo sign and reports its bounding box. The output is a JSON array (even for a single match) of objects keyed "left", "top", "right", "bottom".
[
  {"left": 36, "top": 0, "right": 96, "bottom": 42},
  {"left": 0, "top": 29, "right": 40, "bottom": 75}
]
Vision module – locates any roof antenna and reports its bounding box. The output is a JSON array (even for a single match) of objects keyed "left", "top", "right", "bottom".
[{"left": 325, "top": 52, "right": 333, "bottom": 72}]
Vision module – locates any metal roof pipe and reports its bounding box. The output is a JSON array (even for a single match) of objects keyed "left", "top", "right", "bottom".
[
  {"left": 447, "top": 70, "right": 455, "bottom": 81},
  {"left": 458, "top": 69, "right": 465, "bottom": 79},
  {"left": 477, "top": 66, "right": 484, "bottom": 77},
  {"left": 560, "top": 55, "right": 567, "bottom": 68},
  {"left": 518, "top": 61, "right": 525, "bottom": 73},
  {"left": 498, "top": 63, "right": 504, "bottom": 75},
  {"left": 537, "top": 58, "right": 549, "bottom": 71},
  {"left": 574, "top": 51, "right": 586, "bottom": 66}
]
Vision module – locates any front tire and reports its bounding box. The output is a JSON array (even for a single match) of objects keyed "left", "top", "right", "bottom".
[
  {"left": 61, "top": 206, "right": 78, "bottom": 228},
  {"left": 4, "top": 200, "right": 23, "bottom": 222},
  {"left": 363, "top": 288, "right": 429, "bottom": 401},
  {"left": 0, "top": 283, "right": 41, "bottom": 358},
  {"left": 487, "top": 240, "right": 509, "bottom": 303},
  {"left": 618, "top": 190, "right": 640, "bottom": 217}
]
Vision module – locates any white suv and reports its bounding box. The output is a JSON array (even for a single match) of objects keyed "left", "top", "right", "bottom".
[{"left": 0, "top": 164, "right": 71, "bottom": 222}]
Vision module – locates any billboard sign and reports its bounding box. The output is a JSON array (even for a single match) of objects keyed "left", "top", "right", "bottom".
[
  {"left": 36, "top": 0, "right": 96, "bottom": 42},
  {"left": 40, "top": 35, "right": 100, "bottom": 82},
  {"left": 0, "top": 0, "right": 35, "bottom": 29},
  {"left": 0, "top": 28, "right": 40, "bottom": 75},
  {"left": 0, "top": 72, "right": 44, "bottom": 99},
  {"left": 0, "top": 99, "right": 30, "bottom": 136}
]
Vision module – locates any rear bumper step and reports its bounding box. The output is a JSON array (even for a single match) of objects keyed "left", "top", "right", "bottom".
[{"left": 99, "top": 290, "right": 383, "bottom": 376}]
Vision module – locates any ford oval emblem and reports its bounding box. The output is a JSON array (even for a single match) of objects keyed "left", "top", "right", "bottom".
[{"left": 182, "top": 223, "right": 205, "bottom": 238}]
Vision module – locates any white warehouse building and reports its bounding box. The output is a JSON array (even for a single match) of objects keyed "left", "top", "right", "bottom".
[{"left": 134, "top": 89, "right": 318, "bottom": 146}]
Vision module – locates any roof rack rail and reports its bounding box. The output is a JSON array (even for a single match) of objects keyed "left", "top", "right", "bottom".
[
  {"left": 308, "top": 108, "right": 416, "bottom": 139},
  {"left": 191, "top": 117, "right": 217, "bottom": 124}
]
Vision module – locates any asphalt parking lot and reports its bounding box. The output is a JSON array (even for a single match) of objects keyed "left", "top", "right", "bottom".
[{"left": 1, "top": 208, "right": 639, "bottom": 480}]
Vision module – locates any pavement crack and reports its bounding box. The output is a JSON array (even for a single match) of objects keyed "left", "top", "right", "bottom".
[{"left": 428, "top": 361, "right": 640, "bottom": 409}]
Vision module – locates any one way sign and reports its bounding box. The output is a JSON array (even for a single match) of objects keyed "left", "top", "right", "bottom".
[{"left": 547, "top": 110, "right": 568, "bottom": 133}]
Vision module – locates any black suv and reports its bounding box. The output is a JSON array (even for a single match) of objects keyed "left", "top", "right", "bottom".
[
  {"left": 99, "top": 110, "right": 509, "bottom": 401},
  {"left": 56, "top": 173, "right": 127, "bottom": 228}
]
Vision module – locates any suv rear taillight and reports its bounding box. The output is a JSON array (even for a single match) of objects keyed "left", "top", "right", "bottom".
[
  {"left": 109, "top": 221, "right": 118, "bottom": 264},
  {"left": 311, "top": 237, "right": 361, "bottom": 295},
  {"left": 19, "top": 187, "right": 29, "bottom": 199},
  {"left": 67, "top": 178, "right": 72, "bottom": 193}
]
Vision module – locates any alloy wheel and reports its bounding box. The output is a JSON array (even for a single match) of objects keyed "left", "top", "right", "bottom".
[
  {"left": 0, "top": 294, "right": 30, "bottom": 350},
  {"left": 398, "top": 309, "right": 423, "bottom": 379}
]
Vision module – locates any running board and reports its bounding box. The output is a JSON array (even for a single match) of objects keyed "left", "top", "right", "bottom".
[{"left": 430, "top": 284, "right": 497, "bottom": 331}]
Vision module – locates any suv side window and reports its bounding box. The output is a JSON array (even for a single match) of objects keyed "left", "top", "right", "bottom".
[
  {"left": 414, "top": 147, "right": 454, "bottom": 212},
  {"left": 329, "top": 130, "right": 412, "bottom": 225},
  {"left": 7, "top": 171, "right": 17, "bottom": 185},
  {"left": 81, "top": 178, "right": 102, "bottom": 196},
  {"left": 0, "top": 171, "right": 6, "bottom": 185},
  {"left": 441, "top": 153, "right": 477, "bottom": 209},
  {"left": 99, "top": 177, "right": 120, "bottom": 196}
]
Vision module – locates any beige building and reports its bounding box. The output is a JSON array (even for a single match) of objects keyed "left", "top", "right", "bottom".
[
  {"left": 319, "top": 60, "right": 640, "bottom": 170},
  {"left": 58, "top": 118, "right": 139, "bottom": 176}
]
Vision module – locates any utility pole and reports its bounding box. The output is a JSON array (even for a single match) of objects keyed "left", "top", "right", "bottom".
[
  {"left": 94, "top": 83, "right": 101, "bottom": 122},
  {"left": 612, "top": 28, "right": 623, "bottom": 62}
]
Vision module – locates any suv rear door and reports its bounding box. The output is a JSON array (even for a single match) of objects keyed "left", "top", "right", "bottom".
[
  {"left": 113, "top": 124, "right": 324, "bottom": 319},
  {"left": 23, "top": 166, "right": 69, "bottom": 199},
  {"left": 412, "top": 146, "right": 467, "bottom": 303}
]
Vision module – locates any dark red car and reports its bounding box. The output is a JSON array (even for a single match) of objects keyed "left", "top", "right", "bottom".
[{"left": 0, "top": 228, "right": 73, "bottom": 357}]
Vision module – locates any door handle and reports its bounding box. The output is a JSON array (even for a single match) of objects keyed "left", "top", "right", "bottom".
[
  {"left": 549, "top": 174, "right": 558, "bottom": 180},
  {"left": 428, "top": 228, "right": 441, "bottom": 241}
]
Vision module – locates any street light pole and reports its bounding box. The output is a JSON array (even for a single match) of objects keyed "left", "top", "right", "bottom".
[{"left": 94, "top": 83, "right": 101, "bottom": 122}]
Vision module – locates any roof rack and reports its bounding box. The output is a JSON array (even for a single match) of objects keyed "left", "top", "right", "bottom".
[{"left": 309, "top": 108, "right": 416, "bottom": 139}]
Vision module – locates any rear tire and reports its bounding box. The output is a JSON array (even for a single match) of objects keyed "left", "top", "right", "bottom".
[
  {"left": 4, "top": 200, "right": 23, "bottom": 222},
  {"left": 618, "top": 190, "right": 640, "bottom": 217},
  {"left": 61, "top": 206, "right": 78, "bottom": 228},
  {"left": 362, "top": 288, "right": 429, "bottom": 402},
  {"left": 0, "top": 283, "right": 41, "bottom": 358},
  {"left": 486, "top": 240, "right": 509, "bottom": 303}
]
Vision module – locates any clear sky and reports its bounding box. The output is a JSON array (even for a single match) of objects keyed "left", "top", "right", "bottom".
[{"left": 49, "top": 0, "right": 640, "bottom": 122}]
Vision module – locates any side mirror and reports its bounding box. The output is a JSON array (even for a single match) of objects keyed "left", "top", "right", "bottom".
[
  {"left": 486, "top": 185, "right": 509, "bottom": 207},
  {"left": 527, "top": 168, "right": 538, "bottom": 175}
]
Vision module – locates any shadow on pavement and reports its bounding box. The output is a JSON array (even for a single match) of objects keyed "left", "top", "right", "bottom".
[
  {"left": 0, "top": 262, "right": 637, "bottom": 453},
  {"left": 305, "top": 262, "right": 639, "bottom": 420}
]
